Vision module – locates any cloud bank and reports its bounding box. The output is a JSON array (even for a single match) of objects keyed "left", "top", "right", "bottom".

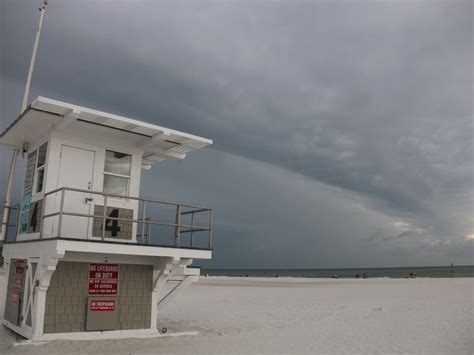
[{"left": 1, "top": 0, "right": 472, "bottom": 267}]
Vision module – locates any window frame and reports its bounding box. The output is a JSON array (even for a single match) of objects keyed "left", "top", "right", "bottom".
[
  {"left": 33, "top": 142, "right": 48, "bottom": 194},
  {"left": 103, "top": 150, "right": 132, "bottom": 196}
]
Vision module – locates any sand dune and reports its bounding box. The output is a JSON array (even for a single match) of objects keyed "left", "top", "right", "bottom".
[{"left": 1, "top": 277, "right": 472, "bottom": 354}]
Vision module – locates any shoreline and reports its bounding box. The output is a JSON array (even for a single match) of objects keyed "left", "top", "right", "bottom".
[{"left": 201, "top": 275, "right": 473, "bottom": 280}]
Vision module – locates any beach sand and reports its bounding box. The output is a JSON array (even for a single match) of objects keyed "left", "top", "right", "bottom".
[{"left": 1, "top": 277, "right": 472, "bottom": 354}]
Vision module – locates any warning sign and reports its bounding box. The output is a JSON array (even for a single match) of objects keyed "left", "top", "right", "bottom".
[
  {"left": 10, "top": 292, "right": 19, "bottom": 304},
  {"left": 14, "top": 260, "right": 26, "bottom": 291},
  {"left": 88, "top": 263, "right": 119, "bottom": 295},
  {"left": 90, "top": 300, "right": 116, "bottom": 311}
]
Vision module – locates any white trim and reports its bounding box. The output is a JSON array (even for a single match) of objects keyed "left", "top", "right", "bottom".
[
  {"left": 62, "top": 252, "right": 167, "bottom": 265},
  {"left": 3, "top": 239, "right": 212, "bottom": 260},
  {"left": 103, "top": 171, "right": 131, "bottom": 179},
  {"left": 3, "top": 320, "right": 33, "bottom": 339},
  {"left": 57, "top": 239, "right": 212, "bottom": 259},
  {"left": 0, "top": 267, "right": 7, "bottom": 322},
  {"left": 25, "top": 329, "right": 199, "bottom": 343}
]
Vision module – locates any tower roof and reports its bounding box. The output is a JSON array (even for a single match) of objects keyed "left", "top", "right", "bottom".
[{"left": 0, "top": 97, "right": 212, "bottom": 164}]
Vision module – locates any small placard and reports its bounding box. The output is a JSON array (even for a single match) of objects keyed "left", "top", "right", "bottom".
[{"left": 90, "top": 300, "right": 116, "bottom": 311}]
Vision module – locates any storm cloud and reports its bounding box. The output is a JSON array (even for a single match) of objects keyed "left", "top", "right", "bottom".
[{"left": 1, "top": 0, "right": 472, "bottom": 267}]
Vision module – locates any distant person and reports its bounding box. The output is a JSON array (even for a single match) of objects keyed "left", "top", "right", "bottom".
[
  {"left": 355, "top": 273, "right": 360, "bottom": 279},
  {"left": 332, "top": 272, "right": 339, "bottom": 279},
  {"left": 363, "top": 273, "right": 367, "bottom": 279},
  {"left": 451, "top": 263, "right": 454, "bottom": 278}
]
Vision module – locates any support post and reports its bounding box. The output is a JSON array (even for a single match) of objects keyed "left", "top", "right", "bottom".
[
  {"left": 57, "top": 188, "right": 65, "bottom": 238},
  {"left": 208, "top": 209, "right": 212, "bottom": 249},
  {"left": 146, "top": 218, "right": 151, "bottom": 244},
  {"left": 32, "top": 252, "right": 63, "bottom": 340},
  {"left": 39, "top": 198, "right": 46, "bottom": 239},
  {"left": 0, "top": 149, "right": 19, "bottom": 242},
  {"left": 150, "top": 258, "right": 174, "bottom": 330},
  {"left": 190, "top": 212, "right": 195, "bottom": 248},
  {"left": 102, "top": 195, "right": 107, "bottom": 240},
  {"left": 175, "top": 205, "right": 181, "bottom": 247},
  {"left": 141, "top": 201, "right": 146, "bottom": 244}
]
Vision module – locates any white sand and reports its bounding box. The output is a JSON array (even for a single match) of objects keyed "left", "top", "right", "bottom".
[{"left": 1, "top": 277, "right": 472, "bottom": 354}]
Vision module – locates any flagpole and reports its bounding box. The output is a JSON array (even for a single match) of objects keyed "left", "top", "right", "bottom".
[
  {"left": 21, "top": 1, "right": 48, "bottom": 112},
  {"left": 0, "top": 0, "right": 48, "bottom": 243}
]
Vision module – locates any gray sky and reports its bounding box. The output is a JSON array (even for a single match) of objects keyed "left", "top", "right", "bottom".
[{"left": 1, "top": 0, "right": 472, "bottom": 268}]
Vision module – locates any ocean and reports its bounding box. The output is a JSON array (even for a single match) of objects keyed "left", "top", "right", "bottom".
[{"left": 202, "top": 265, "right": 474, "bottom": 279}]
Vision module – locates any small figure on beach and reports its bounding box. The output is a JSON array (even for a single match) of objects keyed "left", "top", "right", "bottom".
[
  {"left": 409, "top": 272, "right": 417, "bottom": 278},
  {"left": 331, "top": 272, "right": 339, "bottom": 279},
  {"left": 363, "top": 273, "right": 367, "bottom": 279},
  {"left": 355, "top": 273, "right": 360, "bottom": 278}
]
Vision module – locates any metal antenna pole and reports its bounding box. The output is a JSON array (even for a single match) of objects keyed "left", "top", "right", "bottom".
[
  {"left": 0, "top": 1, "right": 48, "bottom": 243},
  {"left": 21, "top": 1, "right": 48, "bottom": 112}
]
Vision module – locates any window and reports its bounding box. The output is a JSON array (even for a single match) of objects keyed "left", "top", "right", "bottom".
[
  {"left": 103, "top": 150, "right": 131, "bottom": 195},
  {"left": 35, "top": 143, "right": 47, "bottom": 193}
]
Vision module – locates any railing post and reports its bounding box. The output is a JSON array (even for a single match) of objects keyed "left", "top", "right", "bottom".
[
  {"left": 146, "top": 218, "right": 151, "bottom": 244},
  {"left": 15, "top": 205, "right": 20, "bottom": 242},
  {"left": 39, "top": 196, "right": 46, "bottom": 239},
  {"left": 175, "top": 205, "right": 181, "bottom": 247},
  {"left": 101, "top": 195, "right": 107, "bottom": 241},
  {"left": 141, "top": 200, "right": 147, "bottom": 245},
  {"left": 3, "top": 205, "right": 11, "bottom": 241},
  {"left": 190, "top": 212, "right": 195, "bottom": 248},
  {"left": 208, "top": 209, "right": 212, "bottom": 249},
  {"left": 57, "top": 188, "right": 65, "bottom": 238}
]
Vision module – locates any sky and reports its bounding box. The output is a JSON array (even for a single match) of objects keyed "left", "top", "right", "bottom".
[{"left": 0, "top": 0, "right": 472, "bottom": 268}]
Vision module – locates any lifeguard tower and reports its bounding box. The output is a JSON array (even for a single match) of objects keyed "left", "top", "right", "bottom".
[{"left": 0, "top": 96, "right": 213, "bottom": 340}]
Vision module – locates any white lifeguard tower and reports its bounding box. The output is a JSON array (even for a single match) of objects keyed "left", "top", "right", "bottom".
[{"left": 0, "top": 96, "right": 213, "bottom": 340}]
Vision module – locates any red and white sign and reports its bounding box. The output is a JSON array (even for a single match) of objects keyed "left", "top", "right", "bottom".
[
  {"left": 10, "top": 291, "right": 19, "bottom": 304},
  {"left": 90, "top": 300, "right": 116, "bottom": 311},
  {"left": 14, "top": 277, "right": 24, "bottom": 291},
  {"left": 88, "top": 263, "right": 119, "bottom": 295}
]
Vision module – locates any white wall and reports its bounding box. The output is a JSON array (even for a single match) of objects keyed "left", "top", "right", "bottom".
[{"left": 21, "top": 122, "right": 145, "bottom": 242}]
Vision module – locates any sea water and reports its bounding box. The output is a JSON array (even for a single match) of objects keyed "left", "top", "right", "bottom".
[{"left": 202, "top": 265, "right": 474, "bottom": 278}]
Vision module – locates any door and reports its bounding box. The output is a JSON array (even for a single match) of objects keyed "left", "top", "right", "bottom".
[
  {"left": 56, "top": 145, "right": 95, "bottom": 238},
  {"left": 4, "top": 259, "right": 26, "bottom": 326}
]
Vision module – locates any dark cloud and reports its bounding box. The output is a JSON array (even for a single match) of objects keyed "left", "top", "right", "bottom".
[{"left": 1, "top": 0, "right": 472, "bottom": 267}]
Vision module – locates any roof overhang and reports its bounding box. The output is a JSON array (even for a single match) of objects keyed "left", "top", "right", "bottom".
[{"left": 0, "top": 97, "right": 212, "bottom": 165}]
